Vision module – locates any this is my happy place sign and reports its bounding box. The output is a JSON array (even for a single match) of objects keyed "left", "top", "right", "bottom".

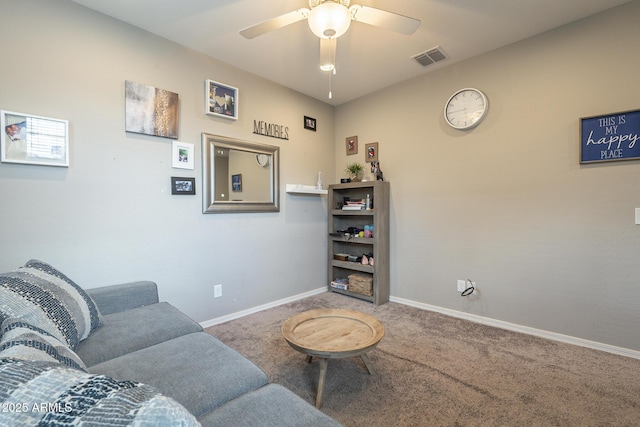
[{"left": 580, "top": 109, "right": 640, "bottom": 163}]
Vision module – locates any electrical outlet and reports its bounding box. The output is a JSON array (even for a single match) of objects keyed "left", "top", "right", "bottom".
[
  {"left": 457, "top": 280, "right": 466, "bottom": 292},
  {"left": 214, "top": 284, "right": 222, "bottom": 298}
]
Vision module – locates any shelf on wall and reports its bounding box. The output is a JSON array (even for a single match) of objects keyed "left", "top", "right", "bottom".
[{"left": 285, "top": 184, "right": 327, "bottom": 195}]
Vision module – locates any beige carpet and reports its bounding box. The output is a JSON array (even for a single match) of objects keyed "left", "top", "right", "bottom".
[{"left": 205, "top": 292, "right": 640, "bottom": 426}]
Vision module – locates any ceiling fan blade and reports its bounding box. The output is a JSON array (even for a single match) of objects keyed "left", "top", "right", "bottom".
[
  {"left": 240, "top": 8, "right": 310, "bottom": 39},
  {"left": 349, "top": 5, "right": 420, "bottom": 35},
  {"left": 320, "top": 38, "right": 337, "bottom": 71}
]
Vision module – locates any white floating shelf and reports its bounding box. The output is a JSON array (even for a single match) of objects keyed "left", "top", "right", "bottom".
[{"left": 286, "top": 184, "right": 328, "bottom": 195}]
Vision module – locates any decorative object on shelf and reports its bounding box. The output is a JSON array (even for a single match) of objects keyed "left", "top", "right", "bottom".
[
  {"left": 125, "top": 81, "right": 178, "bottom": 139},
  {"left": 256, "top": 153, "right": 270, "bottom": 167},
  {"left": 348, "top": 273, "right": 373, "bottom": 296},
  {"left": 371, "top": 161, "right": 384, "bottom": 181},
  {"left": 345, "top": 162, "right": 364, "bottom": 182},
  {"left": 580, "top": 109, "right": 640, "bottom": 163},
  {"left": 316, "top": 171, "right": 323, "bottom": 189},
  {"left": 304, "top": 116, "right": 316, "bottom": 131},
  {"left": 232, "top": 174, "right": 242, "bottom": 192},
  {"left": 365, "top": 142, "right": 378, "bottom": 162},
  {"left": 444, "top": 87, "right": 488, "bottom": 130},
  {"left": 172, "top": 141, "right": 194, "bottom": 170},
  {"left": 1, "top": 110, "right": 69, "bottom": 167},
  {"left": 171, "top": 177, "right": 195, "bottom": 195},
  {"left": 205, "top": 79, "right": 238, "bottom": 120},
  {"left": 346, "top": 135, "right": 358, "bottom": 155}
]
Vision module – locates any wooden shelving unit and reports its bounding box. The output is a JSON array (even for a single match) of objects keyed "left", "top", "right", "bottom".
[{"left": 327, "top": 181, "right": 389, "bottom": 305}]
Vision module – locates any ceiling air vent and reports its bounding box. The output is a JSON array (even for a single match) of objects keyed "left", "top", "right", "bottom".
[{"left": 412, "top": 46, "right": 448, "bottom": 67}]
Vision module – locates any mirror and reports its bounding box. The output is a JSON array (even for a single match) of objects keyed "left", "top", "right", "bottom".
[{"left": 202, "top": 133, "right": 279, "bottom": 213}]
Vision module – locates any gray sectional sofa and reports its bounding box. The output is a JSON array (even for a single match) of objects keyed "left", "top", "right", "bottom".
[
  {"left": 81, "top": 281, "right": 342, "bottom": 426},
  {"left": 0, "top": 260, "right": 341, "bottom": 426}
]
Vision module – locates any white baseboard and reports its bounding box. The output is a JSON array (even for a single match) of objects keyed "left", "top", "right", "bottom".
[
  {"left": 200, "top": 287, "right": 327, "bottom": 329},
  {"left": 390, "top": 296, "right": 640, "bottom": 360},
  {"left": 200, "top": 290, "right": 639, "bottom": 360}
]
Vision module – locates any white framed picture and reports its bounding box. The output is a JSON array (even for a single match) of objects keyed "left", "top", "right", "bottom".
[
  {"left": 1, "top": 110, "right": 69, "bottom": 167},
  {"left": 205, "top": 79, "right": 238, "bottom": 120},
  {"left": 172, "top": 141, "right": 194, "bottom": 170}
]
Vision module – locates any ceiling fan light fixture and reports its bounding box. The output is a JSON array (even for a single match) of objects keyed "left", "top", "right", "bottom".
[{"left": 308, "top": 2, "right": 351, "bottom": 39}]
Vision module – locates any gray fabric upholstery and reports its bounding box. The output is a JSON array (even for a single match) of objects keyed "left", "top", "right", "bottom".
[
  {"left": 7, "top": 279, "right": 342, "bottom": 426},
  {"left": 88, "top": 332, "right": 269, "bottom": 419},
  {"left": 199, "top": 384, "right": 343, "bottom": 427},
  {"left": 75, "top": 302, "right": 202, "bottom": 367},
  {"left": 85, "top": 281, "right": 159, "bottom": 315}
]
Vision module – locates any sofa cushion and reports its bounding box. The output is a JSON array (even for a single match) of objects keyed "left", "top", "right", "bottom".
[
  {"left": 0, "top": 358, "right": 200, "bottom": 426},
  {"left": 0, "top": 259, "right": 102, "bottom": 349},
  {"left": 88, "top": 332, "right": 269, "bottom": 419},
  {"left": 75, "top": 302, "right": 203, "bottom": 367},
  {"left": 0, "top": 318, "right": 87, "bottom": 372},
  {"left": 198, "top": 384, "right": 343, "bottom": 427}
]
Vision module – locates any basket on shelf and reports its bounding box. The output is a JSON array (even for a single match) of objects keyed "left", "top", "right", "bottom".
[{"left": 348, "top": 273, "right": 373, "bottom": 296}]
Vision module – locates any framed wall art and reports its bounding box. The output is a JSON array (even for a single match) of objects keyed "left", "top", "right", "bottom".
[
  {"left": 171, "top": 177, "right": 196, "bottom": 195},
  {"left": 232, "top": 173, "right": 243, "bottom": 192},
  {"left": 172, "top": 141, "right": 194, "bottom": 170},
  {"left": 1, "top": 110, "right": 69, "bottom": 167},
  {"left": 304, "top": 116, "right": 316, "bottom": 131},
  {"left": 346, "top": 136, "right": 358, "bottom": 155},
  {"left": 206, "top": 80, "right": 238, "bottom": 120},
  {"left": 365, "top": 142, "right": 379, "bottom": 162},
  {"left": 125, "top": 81, "right": 179, "bottom": 139},
  {"left": 580, "top": 109, "right": 640, "bottom": 163}
]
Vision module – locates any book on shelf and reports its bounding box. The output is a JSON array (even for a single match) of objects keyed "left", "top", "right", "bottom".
[
  {"left": 342, "top": 201, "right": 365, "bottom": 210},
  {"left": 330, "top": 279, "right": 348, "bottom": 290}
]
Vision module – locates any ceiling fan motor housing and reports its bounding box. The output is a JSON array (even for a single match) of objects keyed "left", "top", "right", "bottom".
[{"left": 308, "top": 1, "right": 352, "bottom": 39}]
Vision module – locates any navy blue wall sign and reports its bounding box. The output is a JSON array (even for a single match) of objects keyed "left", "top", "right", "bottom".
[{"left": 580, "top": 109, "right": 640, "bottom": 163}]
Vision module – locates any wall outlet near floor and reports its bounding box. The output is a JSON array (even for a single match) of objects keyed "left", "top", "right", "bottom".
[{"left": 214, "top": 284, "right": 222, "bottom": 298}]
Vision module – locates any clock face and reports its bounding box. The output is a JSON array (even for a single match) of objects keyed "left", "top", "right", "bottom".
[
  {"left": 256, "top": 154, "right": 269, "bottom": 167},
  {"left": 444, "top": 88, "right": 488, "bottom": 130}
]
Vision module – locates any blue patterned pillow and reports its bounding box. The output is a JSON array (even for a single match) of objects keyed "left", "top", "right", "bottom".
[
  {"left": 0, "top": 259, "right": 102, "bottom": 348},
  {"left": 0, "top": 358, "right": 201, "bottom": 426},
  {"left": 0, "top": 318, "right": 87, "bottom": 372}
]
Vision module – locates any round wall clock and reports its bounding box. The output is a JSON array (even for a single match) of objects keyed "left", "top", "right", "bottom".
[
  {"left": 256, "top": 154, "right": 270, "bottom": 167},
  {"left": 444, "top": 88, "right": 488, "bottom": 130}
]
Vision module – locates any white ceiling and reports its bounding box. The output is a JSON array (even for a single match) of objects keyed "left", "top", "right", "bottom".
[{"left": 71, "top": 0, "right": 632, "bottom": 106}]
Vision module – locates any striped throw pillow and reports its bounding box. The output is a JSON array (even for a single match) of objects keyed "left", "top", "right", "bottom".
[
  {"left": 0, "top": 358, "right": 201, "bottom": 426},
  {"left": 0, "top": 260, "right": 102, "bottom": 348},
  {"left": 0, "top": 318, "right": 87, "bottom": 371}
]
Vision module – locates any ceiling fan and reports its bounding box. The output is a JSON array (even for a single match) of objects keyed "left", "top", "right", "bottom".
[{"left": 240, "top": 1, "right": 421, "bottom": 74}]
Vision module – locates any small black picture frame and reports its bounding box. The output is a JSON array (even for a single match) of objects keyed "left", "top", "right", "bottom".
[
  {"left": 304, "top": 116, "right": 316, "bottom": 131},
  {"left": 171, "top": 177, "right": 196, "bottom": 195}
]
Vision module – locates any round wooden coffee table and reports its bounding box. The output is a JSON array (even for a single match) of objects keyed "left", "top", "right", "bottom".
[{"left": 282, "top": 308, "right": 384, "bottom": 408}]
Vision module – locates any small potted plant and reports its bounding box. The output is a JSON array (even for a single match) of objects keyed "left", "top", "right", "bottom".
[{"left": 345, "top": 162, "right": 364, "bottom": 182}]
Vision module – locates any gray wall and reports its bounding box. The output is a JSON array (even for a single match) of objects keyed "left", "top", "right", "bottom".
[
  {"left": 334, "top": 1, "right": 640, "bottom": 351},
  {"left": 0, "top": 0, "right": 334, "bottom": 322},
  {"left": 1, "top": 0, "right": 639, "bottom": 352}
]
